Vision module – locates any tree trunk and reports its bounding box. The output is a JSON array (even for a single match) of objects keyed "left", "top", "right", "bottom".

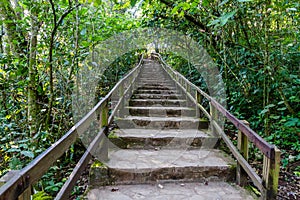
[
  {"left": 28, "top": 3, "right": 40, "bottom": 137},
  {"left": 68, "top": 0, "right": 80, "bottom": 82},
  {"left": 46, "top": 0, "right": 80, "bottom": 127},
  {"left": 263, "top": 1, "right": 271, "bottom": 136},
  {"left": 0, "top": 0, "right": 27, "bottom": 56}
]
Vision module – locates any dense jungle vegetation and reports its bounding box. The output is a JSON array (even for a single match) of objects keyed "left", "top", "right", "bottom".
[{"left": 0, "top": 0, "right": 299, "bottom": 198}]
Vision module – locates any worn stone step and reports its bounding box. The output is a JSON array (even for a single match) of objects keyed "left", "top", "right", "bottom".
[
  {"left": 138, "top": 81, "right": 174, "bottom": 85},
  {"left": 138, "top": 83, "right": 175, "bottom": 87},
  {"left": 129, "top": 99, "right": 187, "bottom": 107},
  {"left": 138, "top": 79, "right": 173, "bottom": 83},
  {"left": 138, "top": 78, "right": 170, "bottom": 81},
  {"left": 134, "top": 89, "right": 178, "bottom": 95},
  {"left": 136, "top": 86, "right": 176, "bottom": 90},
  {"left": 138, "top": 74, "right": 167, "bottom": 77},
  {"left": 138, "top": 78, "right": 172, "bottom": 81},
  {"left": 109, "top": 129, "right": 219, "bottom": 149},
  {"left": 115, "top": 116, "right": 209, "bottom": 129},
  {"left": 126, "top": 106, "right": 195, "bottom": 117},
  {"left": 87, "top": 182, "right": 255, "bottom": 200},
  {"left": 139, "top": 74, "right": 166, "bottom": 76},
  {"left": 132, "top": 93, "right": 184, "bottom": 100},
  {"left": 89, "top": 149, "right": 235, "bottom": 186}
]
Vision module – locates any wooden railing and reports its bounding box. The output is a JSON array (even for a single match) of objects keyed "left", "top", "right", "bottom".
[
  {"left": 0, "top": 55, "right": 144, "bottom": 200},
  {"left": 152, "top": 53, "right": 281, "bottom": 200}
]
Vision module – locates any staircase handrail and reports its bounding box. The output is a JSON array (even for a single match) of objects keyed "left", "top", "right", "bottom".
[
  {"left": 151, "top": 52, "right": 280, "bottom": 199},
  {"left": 0, "top": 54, "right": 144, "bottom": 200}
]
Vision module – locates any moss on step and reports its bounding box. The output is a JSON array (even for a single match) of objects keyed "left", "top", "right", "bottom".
[{"left": 89, "top": 161, "right": 112, "bottom": 187}]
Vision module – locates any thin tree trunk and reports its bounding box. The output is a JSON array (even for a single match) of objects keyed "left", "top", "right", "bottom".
[
  {"left": 263, "top": 1, "right": 271, "bottom": 136},
  {"left": 0, "top": 24, "right": 7, "bottom": 115},
  {"left": 69, "top": 0, "right": 80, "bottom": 82},
  {"left": 28, "top": 4, "right": 39, "bottom": 137},
  {"left": 0, "top": 0, "right": 27, "bottom": 56},
  {"left": 46, "top": 0, "right": 80, "bottom": 126}
]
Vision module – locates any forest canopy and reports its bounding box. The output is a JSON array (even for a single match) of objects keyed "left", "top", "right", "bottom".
[{"left": 0, "top": 0, "right": 299, "bottom": 198}]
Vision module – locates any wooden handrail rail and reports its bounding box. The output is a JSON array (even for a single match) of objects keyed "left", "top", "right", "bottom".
[
  {"left": 55, "top": 127, "right": 107, "bottom": 199},
  {"left": 151, "top": 53, "right": 275, "bottom": 158},
  {"left": 0, "top": 54, "right": 144, "bottom": 200},
  {"left": 210, "top": 98, "right": 275, "bottom": 159},
  {"left": 152, "top": 52, "right": 280, "bottom": 199}
]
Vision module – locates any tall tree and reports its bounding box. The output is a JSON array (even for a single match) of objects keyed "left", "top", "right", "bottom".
[
  {"left": 28, "top": 1, "right": 40, "bottom": 136},
  {"left": 0, "top": 0, "right": 27, "bottom": 56},
  {"left": 46, "top": 0, "right": 80, "bottom": 126}
]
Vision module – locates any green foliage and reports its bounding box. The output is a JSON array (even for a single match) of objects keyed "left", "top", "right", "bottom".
[
  {"left": 208, "top": 10, "right": 237, "bottom": 27},
  {"left": 0, "top": 0, "right": 299, "bottom": 197},
  {"left": 130, "top": 0, "right": 138, "bottom": 7},
  {"left": 0, "top": 0, "right": 143, "bottom": 197},
  {"left": 97, "top": 50, "right": 146, "bottom": 98},
  {"left": 32, "top": 191, "right": 53, "bottom": 200}
]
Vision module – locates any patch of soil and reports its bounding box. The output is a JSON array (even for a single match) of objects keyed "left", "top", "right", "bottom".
[
  {"left": 277, "top": 168, "right": 300, "bottom": 200},
  {"left": 69, "top": 159, "right": 93, "bottom": 199}
]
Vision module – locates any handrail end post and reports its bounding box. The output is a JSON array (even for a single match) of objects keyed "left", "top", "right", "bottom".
[
  {"left": 262, "top": 147, "right": 281, "bottom": 199},
  {"left": 99, "top": 101, "right": 109, "bottom": 161},
  {"left": 236, "top": 120, "right": 249, "bottom": 186}
]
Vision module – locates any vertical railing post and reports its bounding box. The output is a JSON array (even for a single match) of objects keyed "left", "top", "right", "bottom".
[
  {"left": 262, "top": 147, "right": 281, "bottom": 199},
  {"left": 0, "top": 171, "right": 31, "bottom": 200},
  {"left": 99, "top": 99, "right": 109, "bottom": 161},
  {"left": 236, "top": 120, "right": 249, "bottom": 186},
  {"left": 187, "top": 83, "right": 191, "bottom": 94},
  {"left": 101, "top": 99, "right": 108, "bottom": 127},
  {"left": 132, "top": 72, "right": 137, "bottom": 93},
  {"left": 195, "top": 90, "right": 202, "bottom": 118},
  {"left": 209, "top": 102, "right": 217, "bottom": 135},
  {"left": 18, "top": 186, "right": 31, "bottom": 200},
  {"left": 118, "top": 83, "right": 125, "bottom": 117}
]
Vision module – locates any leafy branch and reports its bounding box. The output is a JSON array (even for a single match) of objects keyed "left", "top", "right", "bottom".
[{"left": 46, "top": 0, "right": 81, "bottom": 127}]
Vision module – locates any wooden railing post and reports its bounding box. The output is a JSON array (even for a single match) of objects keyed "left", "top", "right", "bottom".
[
  {"left": 0, "top": 171, "right": 31, "bottom": 200},
  {"left": 236, "top": 120, "right": 249, "bottom": 186},
  {"left": 185, "top": 81, "right": 188, "bottom": 91},
  {"left": 209, "top": 103, "right": 217, "bottom": 135},
  {"left": 101, "top": 100, "right": 108, "bottom": 127},
  {"left": 118, "top": 83, "right": 125, "bottom": 117},
  {"left": 262, "top": 147, "right": 281, "bottom": 199},
  {"left": 187, "top": 83, "right": 191, "bottom": 94},
  {"left": 195, "top": 90, "right": 202, "bottom": 118},
  {"left": 184, "top": 82, "right": 189, "bottom": 102},
  {"left": 18, "top": 187, "right": 31, "bottom": 200},
  {"left": 99, "top": 100, "right": 109, "bottom": 161}
]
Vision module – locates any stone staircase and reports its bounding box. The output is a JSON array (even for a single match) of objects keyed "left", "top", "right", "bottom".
[{"left": 87, "top": 59, "right": 255, "bottom": 199}]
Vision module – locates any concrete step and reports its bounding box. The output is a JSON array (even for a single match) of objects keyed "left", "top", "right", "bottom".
[
  {"left": 129, "top": 99, "right": 187, "bottom": 107},
  {"left": 115, "top": 116, "right": 209, "bottom": 129},
  {"left": 109, "top": 129, "right": 219, "bottom": 149},
  {"left": 134, "top": 89, "right": 178, "bottom": 95},
  {"left": 138, "top": 83, "right": 175, "bottom": 87},
  {"left": 126, "top": 106, "right": 195, "bottom": 117},
  {"left": 132, "top": 93, "right": 184, "bottom": 100},
  {"left": 137, "top": 81, "right": 175, "bottom": 85},
  {"left": 89, "top": 149, "right": 235, "bottom": 186},
  {"left": 136, "top": 86, "right": 176, "bottom": 90},
  {"left": 138, "top": 74, "right": 167, "bottom": 77},
  {"left": 138, "top": 78, "right": 170, "bottom": 81},
  {"left": 87, "top": 182, "right": 255, "bottom": 200}
]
